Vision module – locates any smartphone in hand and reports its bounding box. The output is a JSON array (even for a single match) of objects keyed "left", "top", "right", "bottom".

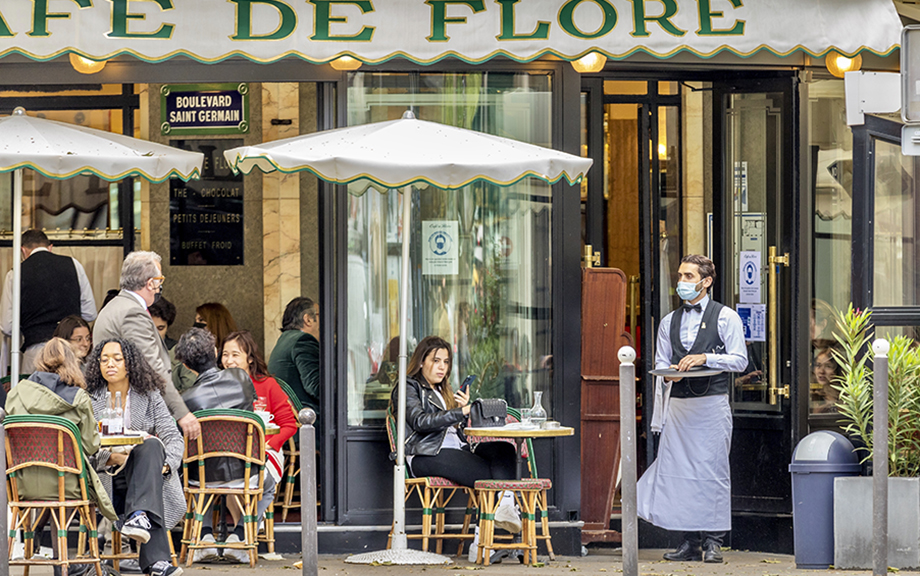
[{"left": 459, "top": 374, "right": 478, "bottom": 393}]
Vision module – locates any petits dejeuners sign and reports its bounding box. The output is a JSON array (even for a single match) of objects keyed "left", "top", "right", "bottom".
[{"left": 0, "top": 0, "right": 900, "bottom": 65}]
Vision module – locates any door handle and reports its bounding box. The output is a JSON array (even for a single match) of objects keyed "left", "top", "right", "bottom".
[
  {"left": 629, "top": 275, "right": 640, "bottom": 337},
  {"left": 768, "top": 246, "right": 790, "bottom": 405},
  {"left": 583, "top": 244, "right": 601, "bottom": 268}
]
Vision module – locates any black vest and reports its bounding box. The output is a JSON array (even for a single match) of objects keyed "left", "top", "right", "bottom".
[
  {"left": 668, "top": 300, "right": 731, "bottom": 397},
  {"left": 20, "top": 250, "right": 81, "bottom": 350}
]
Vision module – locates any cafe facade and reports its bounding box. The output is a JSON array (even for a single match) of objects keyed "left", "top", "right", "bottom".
[{"left": 0, "top": 0, "right": 906, "bottom": 554}]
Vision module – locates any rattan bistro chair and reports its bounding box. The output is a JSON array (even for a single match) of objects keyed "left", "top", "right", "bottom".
[
  {"left": 180, "top": 409, "right": 266, "bottom": 568},
  {"left": 5, "top": 414, "right": 104, "bottom": 576},
  {"left": 385, "top": 407, "right": 478, "bottom": 556}
]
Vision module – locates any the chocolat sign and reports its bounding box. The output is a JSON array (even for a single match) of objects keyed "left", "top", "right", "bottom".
[{"left": 170, "top": 139, "right": 244, "bottom": 266}]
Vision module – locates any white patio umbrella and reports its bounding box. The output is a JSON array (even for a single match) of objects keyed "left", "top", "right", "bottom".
[
  {"left": 0, "top": 107, "right": 203, "bottom": 380},
  {"left": 225, "top": 110, "right": 592, "bottom": 565}
]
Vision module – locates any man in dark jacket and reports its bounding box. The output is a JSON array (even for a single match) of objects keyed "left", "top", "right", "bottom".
[
  {"left": 0, "top": 230, "right": 97, "bottom": 372},
  {"left": 175, "top": 327, "right": 256, "bottom": 563},
  {"left": 268, "top": 297, "right": 320, "bottom": 416}
]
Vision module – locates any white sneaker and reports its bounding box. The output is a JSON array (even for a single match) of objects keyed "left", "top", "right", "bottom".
[
  {"left": 493, "top": 502, "right": 522, "bottom": 534},
  {"left": 192, "top": 533, "right": 219, "bottom": 564},
  {"left": 467, "top": 526, "right": 480, "bottom": 563},
  {"left": 221, "top": 533, "right": 250, "bottom": 564}
]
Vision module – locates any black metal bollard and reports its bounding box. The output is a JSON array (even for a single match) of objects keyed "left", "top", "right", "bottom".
[{"left": 299, "top": 409, "right": 317, "bottom": 576}]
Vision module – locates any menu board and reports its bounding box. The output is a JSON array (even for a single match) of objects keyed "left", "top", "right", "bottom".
[{"left": 169, "top": 139, "right": 244, "bottom": 266}]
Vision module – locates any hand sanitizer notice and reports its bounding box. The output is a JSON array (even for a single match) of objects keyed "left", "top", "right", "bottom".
[
  {"left": 736, "top": 304, "right": 766, "bottom": 342},
  {"left": 739, "top": 250, "right": 761, "bottom": 303},
  {"left": 422, "top": 221, "right": 459, "bottom": 276}
]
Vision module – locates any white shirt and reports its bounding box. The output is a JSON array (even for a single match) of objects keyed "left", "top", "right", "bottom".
[
  {"left": 125, "top": 290, "right": 148, "bottom": 310},
  {"left": 654, "top": 295, "right": 748, "bottom": 373},
  {"left": 0, "top": 247, "right": 98, "bottom": 337}
]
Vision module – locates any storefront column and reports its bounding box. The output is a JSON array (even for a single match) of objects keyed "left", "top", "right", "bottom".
[
  {"left": 683, "top": 84, "right": 708, "bottom": 254},
  {"left": 262, "top": 82, "right": 302, "bottom": 357}
]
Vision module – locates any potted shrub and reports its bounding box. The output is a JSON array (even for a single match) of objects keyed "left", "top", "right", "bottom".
[{"left": 832, "top": 305, "right": 920, "bottom": 569}]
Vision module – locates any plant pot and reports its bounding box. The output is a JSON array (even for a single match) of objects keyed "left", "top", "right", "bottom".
[{"left": 834, "top": 476, "right": 920, "bottom": 569}]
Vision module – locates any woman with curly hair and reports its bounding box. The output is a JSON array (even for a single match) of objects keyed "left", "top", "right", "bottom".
[{"left": 84, "top": 338, "right": 183, "bottom": 576}]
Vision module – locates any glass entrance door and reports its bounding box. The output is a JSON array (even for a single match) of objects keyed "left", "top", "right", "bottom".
[{"left": 716, "top": 80, "right": 797, "bottom": 515}]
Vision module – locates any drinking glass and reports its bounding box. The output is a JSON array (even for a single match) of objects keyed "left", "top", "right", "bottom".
[{"left": 520, "top": 407, "right": 533, "bottom": 427}]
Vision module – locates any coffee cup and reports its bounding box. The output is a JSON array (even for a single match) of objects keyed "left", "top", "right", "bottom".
[{"left": 255, "top": 411, "right": 275, "bottom": 427}]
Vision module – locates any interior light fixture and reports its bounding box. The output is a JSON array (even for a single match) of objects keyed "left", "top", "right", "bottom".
[
  {"left": 330, "top": 56, "right": 363, "bottom": 71},
  {"left": 570, "top": 52, "right": 607, "bottom": 74},
  {"left": 69, "top": 53, "right": 107, "bottom": 75},
  {"left": 825, "top": 50, "right": 862, "bottom": 78}
]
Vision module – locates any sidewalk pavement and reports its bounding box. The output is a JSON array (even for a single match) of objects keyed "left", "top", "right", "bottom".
[{"left": 10, "top": 549, "right": 877, "bottom": 576}]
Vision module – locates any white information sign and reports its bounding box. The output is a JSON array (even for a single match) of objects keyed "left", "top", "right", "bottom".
[
  {"left": 422, "top": 220, "right": 459, "bottom": 276},
  {"left": 736, "top": 304, "right": 766, "bottom": 342},
  {"left": 739, "top": 251, "right": 761, "bottom": 304}
]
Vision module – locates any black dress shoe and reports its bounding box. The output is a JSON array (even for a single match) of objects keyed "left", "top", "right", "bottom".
[
  {"left": 703, "top": 541, "right": 724, "bottom": 563},
  {"left": 663, "top": 541, "right": 701, "bottom": 561}
]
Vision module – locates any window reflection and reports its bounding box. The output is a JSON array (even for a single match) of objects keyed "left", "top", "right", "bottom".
[{"left": 346, "top": 72, "right": 554, "bottom": 427}]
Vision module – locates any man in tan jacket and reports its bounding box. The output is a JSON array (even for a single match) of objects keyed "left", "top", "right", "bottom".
[{"left": 93, "top": 251, "right": 199, "bottom": 438}]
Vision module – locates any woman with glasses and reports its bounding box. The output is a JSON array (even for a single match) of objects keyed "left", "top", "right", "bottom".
[{"left": 53, "top": 315, "right": 92, "bottom": 363}]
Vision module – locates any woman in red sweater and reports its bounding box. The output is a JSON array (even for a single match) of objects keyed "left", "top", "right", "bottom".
[{"left": 221, "top": 330, "right": 298, "bottom": 474}]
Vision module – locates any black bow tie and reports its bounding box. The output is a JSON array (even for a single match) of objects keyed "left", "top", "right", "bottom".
[{"left": 683, "top": 303, "right": 702, "bottom": 312}]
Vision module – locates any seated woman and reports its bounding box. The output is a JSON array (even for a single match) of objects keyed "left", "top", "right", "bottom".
[
  {"left": 812, "top": 346, "right": 843, "bottom": 414},
  {"left": 194, "top": 302, "right": 239, "bottom": 349},
  {"left": 391, "top": 335, "right": 521, "bottom": 534},
  {"left": 191, "top": 330, "right": 299, "bottom": 563},
  {"left": 84, "top": 338, "right": 184, "bottom": 576},
  {"left": 52, "top": 315, "right": 92, "bottom": 364},
  {"left": 5, "top": 338, "right": 118, "bottom": 536}
]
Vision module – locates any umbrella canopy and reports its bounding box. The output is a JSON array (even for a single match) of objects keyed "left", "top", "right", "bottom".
[
  {"left": 224, "top": 110, "right": 591, "bottom": 565},
  {"left": 0, "top": 107, "right": 203, "bottom": 380},
  {"left": 0, "top": 107, "right": 203, "bottom": 182},
  {"left": 225, "top": 111, "right": 591, "bottom": 190}
]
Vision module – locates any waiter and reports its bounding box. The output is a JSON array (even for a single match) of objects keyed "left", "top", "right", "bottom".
[{"left": 638, "top": 254, "right": 748, "bottom": 563}]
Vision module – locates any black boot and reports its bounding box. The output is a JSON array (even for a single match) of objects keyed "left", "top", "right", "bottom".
[
  {"left": 663, "top": 541, "right": 701, "bottom": 561},
  {"left": 702, "top": 541, "right": 723, "bottom": 563}
]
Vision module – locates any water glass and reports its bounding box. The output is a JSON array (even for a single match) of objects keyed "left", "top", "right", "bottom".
[{"left": 520, "top": 407, "right": 533, "bottom": 427}]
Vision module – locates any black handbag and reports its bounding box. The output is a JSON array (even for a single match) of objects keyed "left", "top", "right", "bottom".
[{"left": 469, "top": 398, "right": 507, "bottom": 428}]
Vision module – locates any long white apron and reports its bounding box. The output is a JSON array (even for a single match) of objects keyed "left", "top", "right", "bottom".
[{"left": 637, "top": 394, "right": 732, "bottom": 532}]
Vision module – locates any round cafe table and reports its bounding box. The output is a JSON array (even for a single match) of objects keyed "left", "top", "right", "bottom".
[
  {"left": 464, "top": 424, "right": 574, "bottom": 479},
  {"left": 100, "top": 434, "right": 145, "bottom": 447}
]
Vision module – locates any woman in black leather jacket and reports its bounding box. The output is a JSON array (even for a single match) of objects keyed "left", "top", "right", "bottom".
[{"left": 393, "top": 336, "right": 520, "bottom": 532}]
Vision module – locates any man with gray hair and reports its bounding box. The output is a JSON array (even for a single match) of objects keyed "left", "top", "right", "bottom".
[{"left": 94, "top": 251, "right": 199, "bottom": 438}]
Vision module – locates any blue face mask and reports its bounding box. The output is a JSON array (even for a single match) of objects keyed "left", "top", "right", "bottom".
[{"left": 676, "top": 280, "right": 703, "bottom": 302}]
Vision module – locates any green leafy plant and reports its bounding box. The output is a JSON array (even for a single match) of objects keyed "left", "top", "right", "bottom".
[{"left": 834, "top": 304, "right": 920, "bottom": 477}]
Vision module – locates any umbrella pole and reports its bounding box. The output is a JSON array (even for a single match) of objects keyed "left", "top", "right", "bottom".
[
  {"left": 345, "top": 186, "right": 449, "bottom": 566},
  {"left": 392, "top": 185, "right": 412, "bottom": 550},
  {"left": 10, "top": 169, "right": 22, "bottom": 382}
]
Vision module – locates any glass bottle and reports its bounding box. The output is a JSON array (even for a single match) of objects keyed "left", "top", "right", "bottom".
[
  {"left": 111, "top": 391, "right": 124, "bottom": 435},
  {"left": 102, "top": 391, "right": 113, "bottom": 435},
  {"left": 530, "top": 391, "right": 547, "bottom": 427}
]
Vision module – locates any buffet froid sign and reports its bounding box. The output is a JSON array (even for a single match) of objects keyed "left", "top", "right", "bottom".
[{"left": 0, "top": 1, "right": 899, "bottom": 64}]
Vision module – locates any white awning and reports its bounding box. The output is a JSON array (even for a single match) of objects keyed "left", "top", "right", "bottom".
[{"left": 0, "top": 0, "right": 901, "bottom": 66}]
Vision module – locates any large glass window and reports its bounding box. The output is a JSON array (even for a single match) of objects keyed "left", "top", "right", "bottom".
[
  {"left": 873, "top": 138, "right": 919, "bottom": 307},
  {"left": 808, "top": 79, "right": 852, "bottom": 416},
  {"left": 345, "top": 72, "right": 554, "bottom": 426}
]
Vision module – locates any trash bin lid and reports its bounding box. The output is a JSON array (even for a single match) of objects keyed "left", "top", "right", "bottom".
[{"left": 789, "top": 430, "right": 861, "bottom": 472}]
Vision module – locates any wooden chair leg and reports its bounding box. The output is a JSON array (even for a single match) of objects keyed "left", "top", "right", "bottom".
[
  {"left": 539, "top": 489, "right": 555, "bottom": 560},
  {"left": 479, "top": 490, "right": 496, "bottom": 566},
  {"left": 265, "top": 501, "right": 275, "bottom": 554},
  {"left": 420, "top": 486, "right": 433, "bottom": 552}
]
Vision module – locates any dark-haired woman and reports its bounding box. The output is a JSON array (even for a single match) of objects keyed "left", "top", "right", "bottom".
[
  {"left": 194, "top": 302, "right": 238, "bottom": 348},
  {"left": 52, "top": 315, "right": 92, "bottom": 363},
  {"left": 392, "top": 335, "right": 521, "bottom": 534},
  {"left": 84, "top": 339, "right": 183, "bottom": 576}
]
